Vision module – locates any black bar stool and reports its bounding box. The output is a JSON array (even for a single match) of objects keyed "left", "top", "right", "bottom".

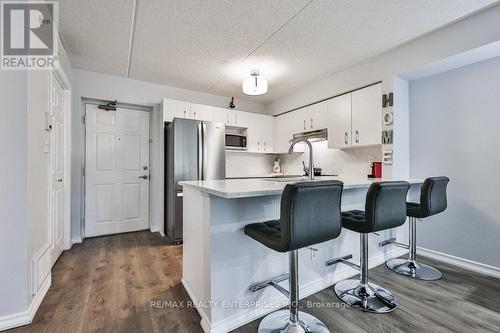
[
  {"left": 385, "top": 176, "right": 449, "bottom": 280},
  {"left": 245, "top": 180, "right": 344, "bottom": 333},
  {"left": 328, "top": 181, "right": 410, "bottom": 313}
]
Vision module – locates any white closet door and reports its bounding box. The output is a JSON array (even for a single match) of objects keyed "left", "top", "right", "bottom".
[
  {"left": 50, "top": 75, "right": 65, "bottom": 266},
  {"left": 85, "top": 104, "right": 150, "bottom": 237}
]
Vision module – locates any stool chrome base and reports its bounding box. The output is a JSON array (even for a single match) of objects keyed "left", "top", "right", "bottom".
[
  {"left": 258, "top": 310, "right": 330, "bottom": 333},
  {"left": 386, "top": 258, "right": 442, "bottom": 281},
  {"left": 334, "top": 279, "right": 397, "bottom": 314}
]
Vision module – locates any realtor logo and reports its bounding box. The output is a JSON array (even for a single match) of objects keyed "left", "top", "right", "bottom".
[{"left": 1, "top": 1, "right": 57, "bottom": 69}]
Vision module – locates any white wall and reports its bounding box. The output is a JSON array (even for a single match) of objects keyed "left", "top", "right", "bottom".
[
  {"left": 410, "top": 56, "right": 500, "bottom": 268},
  {"left": 279, "top": 142, "right": 381, "bottom": 178},
  {"left": 0, "top": 72, "right": 29, "bottom": 318},
  {"left": 71, "top": 69, "right": 266, "bottom": 239}
]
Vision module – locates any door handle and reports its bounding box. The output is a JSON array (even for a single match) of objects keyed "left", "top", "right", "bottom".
[
  {"left": 197, "top": 123, "right": 203, "bottom": 179},
  {"left": 57, "top": 178, "right": 63, "bottom": 183},
  {"left": 138, "top": 175, "right": 149, "bottom": 180},
  {"left": 202, "top": 123, "right": 208, "bottom": 180}
]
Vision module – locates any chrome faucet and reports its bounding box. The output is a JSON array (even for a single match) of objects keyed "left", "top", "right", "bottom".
[{"left": 288, "top": 139, "right": 314, "bottom": 181}]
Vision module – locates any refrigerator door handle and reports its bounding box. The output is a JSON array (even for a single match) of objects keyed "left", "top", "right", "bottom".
[
  {"left": 197, "top": 122, "right": 203, "bottom": 180},
  {"left": 202, "top": 122, "right": 208, "bottom": 180}
]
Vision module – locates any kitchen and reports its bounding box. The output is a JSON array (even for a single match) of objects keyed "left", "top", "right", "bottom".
[{"left": 2, "top": 1, "right": 500, "bottom": 333}]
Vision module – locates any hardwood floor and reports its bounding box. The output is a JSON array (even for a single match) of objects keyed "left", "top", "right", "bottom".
[{"left": 8, "top": 231, "right": 500, "bottom": 333}]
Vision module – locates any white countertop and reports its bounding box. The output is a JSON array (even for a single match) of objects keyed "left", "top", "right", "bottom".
[{"left": 179, "top": 176, "right": 423, "bottom": 199}]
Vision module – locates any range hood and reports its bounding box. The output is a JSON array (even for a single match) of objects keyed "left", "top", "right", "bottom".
[{"left": 293, "top": 128, "right": 328, "bottom": 142}]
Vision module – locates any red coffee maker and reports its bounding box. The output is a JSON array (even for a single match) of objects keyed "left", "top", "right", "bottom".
[{"left": 369, "top": 162, "right": 382, "bottom": 178}]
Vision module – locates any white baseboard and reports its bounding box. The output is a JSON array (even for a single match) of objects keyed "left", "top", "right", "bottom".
[
  {"left": 417, "top": 246, "right": 500, "bottom": 279},
  {"left": 150, "top": 226, "right": 165, "bottom": 236},
  {"left": 181, "top": 278, "right": 211, "bottom": 333},
  {"left": 71, "top": 236, "right": 83, "bottom": 244},
  {"left": 0, "top": 275, "right": 51, "bottom": 331},
  {"left": 186, "top": 247, "right": 407, "bottom": 333}
]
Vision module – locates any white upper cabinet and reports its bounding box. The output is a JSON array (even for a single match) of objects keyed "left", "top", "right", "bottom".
[
  {"left": 234, "top": 110, "right": 249, "bottom": 128},
  {"left": 327, "top": 94, "right": 352, "bottom": 149},
  {"left": 213, "top": 107, "right": 249, "bottom": 127},
  {"left": 303, "top": 102, "right": 328, "bottom": 131},
  {"left": 162, "top": 99, "right": 191, "bottom": 121},
  {"left": 190, "top": 103, "right": 213, "bottom": 121},
  {"left": 351, "top": 83, "right": 382, "bottom": 146},
  {"left": 274, "top": 112, "right": 293, "bottom": 153},
  {"left": 326, "top": 83, "right": 382, "bottom": 149},
  {"left": 247, "top": 113, "right": 274, "bottom": 153}
]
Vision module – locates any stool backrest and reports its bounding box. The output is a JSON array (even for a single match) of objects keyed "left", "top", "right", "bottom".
[
  {"left": 420, "top": 176, "right": 449, "bottom": 216},
  {"left": 280, "top": 180, "right": 343, "bottom": 251},
  {"left": 365, "top": 181, "right": 410, "bottom": 232}
]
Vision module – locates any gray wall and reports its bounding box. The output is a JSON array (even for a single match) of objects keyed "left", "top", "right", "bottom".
[
  {"left": 410, "top": 55, "right": 500, "bottom": 268},
  {"left": 0, "top": 71, "right": 28, "bottom": 316}
]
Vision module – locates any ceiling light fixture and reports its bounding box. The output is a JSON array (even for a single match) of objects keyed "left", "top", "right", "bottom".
[{"left": 242, "top": 70, "right": 268, "bottom": 96}]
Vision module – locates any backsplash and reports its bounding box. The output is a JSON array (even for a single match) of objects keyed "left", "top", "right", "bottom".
[
  {"left": 226, "top": 141, "right": 382, "bottom": 178},
  {"left": 279, "top": 141, "right": 382, "bottom": 178},
  {"left": 226, "top": 152, "right": 275, "bottom": 178}
]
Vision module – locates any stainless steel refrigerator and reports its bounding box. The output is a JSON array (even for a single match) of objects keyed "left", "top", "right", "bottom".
[{"left": 165, "top": 118, "right": 225, "bottom": 242}]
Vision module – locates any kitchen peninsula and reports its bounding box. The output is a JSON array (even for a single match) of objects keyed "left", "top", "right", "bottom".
[{"left": 179, "top": 177, "right": 423, "bottom": 333}]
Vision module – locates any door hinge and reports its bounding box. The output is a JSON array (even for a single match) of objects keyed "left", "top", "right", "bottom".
[
  {"left": 82, "top": 166, "right": 86, "bottom": 176},
  {"left": 382, "top": 93, "right": 393, "bottom": 108},
  {"left": 82, "top": 115, "right": 86, "bottom": 124}
]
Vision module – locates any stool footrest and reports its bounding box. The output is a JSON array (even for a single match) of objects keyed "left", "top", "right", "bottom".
[
  {"left": 249, "top": 274, "right": 290, "bottom": 298},
  {"left": 378, "top": 237, "right": 409, "bottom": 249},
  {"left": 325, "top": 254, "right": 359, "bottom": 271}
]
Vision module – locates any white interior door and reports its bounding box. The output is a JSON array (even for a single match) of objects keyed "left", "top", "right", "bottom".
[
  {"left": 50, "top": 75, "right": 65, "bottom": 266},
  {"left": 85, "top": 104, "right": 150, "bottom": 237}
]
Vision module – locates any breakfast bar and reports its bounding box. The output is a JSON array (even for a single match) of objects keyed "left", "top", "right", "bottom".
[{"left": 179, "top": 177, "right": 423, "bottom": 333}]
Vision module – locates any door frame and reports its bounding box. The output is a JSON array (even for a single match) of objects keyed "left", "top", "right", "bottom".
[
  {"left": 80, "top": 99, "right": 155, "bottom": 239},
  {"left": 51, "top": 69, "right": 72, "bottom": 251}
]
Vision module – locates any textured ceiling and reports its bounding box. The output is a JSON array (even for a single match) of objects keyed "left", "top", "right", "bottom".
[{"left": 59, "top": 0, "right": 499, "bottom": 104}]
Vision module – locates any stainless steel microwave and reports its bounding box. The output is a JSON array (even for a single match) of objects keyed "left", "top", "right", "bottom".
[{"left": 225, "top": 134, "right": 247, "bottom": 150}]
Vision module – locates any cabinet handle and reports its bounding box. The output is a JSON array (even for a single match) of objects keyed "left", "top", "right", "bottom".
[
  {"left": 264, "top": 142, "right": 267, "bottom": 152},
  {"left": 184, "top": 110, "right": 187, "bottom": 118},
  {"left": 310, "top": 118, "right": 313, "bottom": 129},
  {"left": 193, "top": 111, "right": 197, "bottom": 119},
  {"left": 355, "top": 130, "right": 359, "bottom": 144},
  {"left": 257, "top": 141, "right": 260, "bottom": 151},
  {"left": 303, "top": 120, "right": 306, "bottom": 130},
  {"left": 344, "top": 132, "right": 348, "bottom": 145}
]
